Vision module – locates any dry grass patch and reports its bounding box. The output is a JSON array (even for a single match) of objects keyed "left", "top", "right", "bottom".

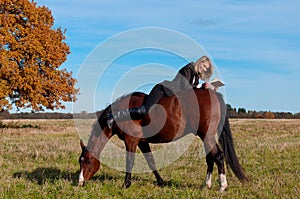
[{"left": 0, "top": 119, "right": 299, "bottom": 198}]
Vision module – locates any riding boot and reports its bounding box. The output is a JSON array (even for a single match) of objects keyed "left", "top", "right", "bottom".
[
  {"left": 128, "top": 105, "right": 147, "bottom": 120},
  {"left": 107, "top": 105, "right": 147, "bottom": 128}
]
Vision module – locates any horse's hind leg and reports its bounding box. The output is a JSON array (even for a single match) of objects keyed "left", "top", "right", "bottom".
[
  {"left": 138, "top": 142, "right": 164, "bottom": 186},
  {"left": 214, "top": 145, "right": 228, "bottom": 192},
  {"left": 205, "top": 152, "right": 214, "bottom": 189},
  {"left": 203, "top": 135, "right": 217, "bottom": 189},
  {"left": 204, "top": 140, "right": 227, "bottom": 192},
  {"left": 206, "top": 144, "right": 227, "bottom": 192}
]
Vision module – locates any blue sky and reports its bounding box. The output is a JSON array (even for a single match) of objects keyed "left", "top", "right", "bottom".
[{"left": 34, "top": 0, "right": 300, "bottom": 113}]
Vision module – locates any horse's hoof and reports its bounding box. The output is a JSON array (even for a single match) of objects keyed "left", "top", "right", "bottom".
[
  {"left": 122, "top": 180, "right": 131, "bottom": 188},
  {"left": 157, "top": 180, "right": 165, "bottom": 187},
  {"left": 206, "top": 183, "right": 212, "bottom": 189},
  {"left": 219, "top": 185, "right": 227, "bottom": 193}
]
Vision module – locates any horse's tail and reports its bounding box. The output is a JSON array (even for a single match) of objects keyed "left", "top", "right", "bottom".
[
  {"left": 216, "top": 92, "right": 248, "bottom": 182},
  {"left": 219, "top": 116, "right": 248, "bottom": 182}
]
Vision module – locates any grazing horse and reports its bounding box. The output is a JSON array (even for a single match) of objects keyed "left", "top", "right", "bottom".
[{"left": 78, "top": 89, "right": 247, "bottom": 192}]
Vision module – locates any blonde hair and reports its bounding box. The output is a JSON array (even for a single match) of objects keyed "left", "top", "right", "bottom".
[{"left": 195, "top": 56, "right": 213, "bottom": 81}]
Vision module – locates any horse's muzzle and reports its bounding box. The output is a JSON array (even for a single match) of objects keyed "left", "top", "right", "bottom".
[{"left": 78, "top": 180, "right": 85, "bottom": 186}]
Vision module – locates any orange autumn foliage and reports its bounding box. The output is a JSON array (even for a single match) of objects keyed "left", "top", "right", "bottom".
[{"left": 0, "top": 0, "right": 78, "bottom": 111}]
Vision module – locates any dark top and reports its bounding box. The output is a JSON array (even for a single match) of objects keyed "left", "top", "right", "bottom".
[{"left": 159, "top": 62, "right": 199, "bottom": 96}]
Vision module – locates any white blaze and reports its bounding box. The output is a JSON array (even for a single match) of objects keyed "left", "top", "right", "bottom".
[{"left": 78, "top": 169, "right": 84, "bottom": 186}]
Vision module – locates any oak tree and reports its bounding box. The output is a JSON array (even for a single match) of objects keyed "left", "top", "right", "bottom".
[{"left": 0, "top": 0, "right": 78, "bottom": 111}]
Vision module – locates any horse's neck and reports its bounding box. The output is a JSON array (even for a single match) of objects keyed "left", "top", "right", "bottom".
[{"left": 87, "top": 124, "right": 111, "bottom": 158}]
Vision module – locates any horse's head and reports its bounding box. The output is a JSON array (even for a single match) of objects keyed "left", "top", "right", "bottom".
[{"left": 78, "top": 140, "right": 100, "bottom": 186}]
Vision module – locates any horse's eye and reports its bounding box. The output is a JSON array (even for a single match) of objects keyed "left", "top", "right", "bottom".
[{"left": 87, "top": 160, "right": 91, "bottom": 164}]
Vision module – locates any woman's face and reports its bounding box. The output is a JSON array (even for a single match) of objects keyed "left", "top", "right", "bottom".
[{"left": 198, "top": 60, "right": 210, "bottom": 73}]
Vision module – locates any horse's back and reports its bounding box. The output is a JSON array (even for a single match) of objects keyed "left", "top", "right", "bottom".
[
  {"left": 113, "top": 92, "right": 146, "bottom": 110},
  {"left": 112, "top": 90, "right": 222, "bottom": 143}
]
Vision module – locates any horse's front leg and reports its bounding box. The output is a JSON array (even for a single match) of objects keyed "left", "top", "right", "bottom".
[
  {"left": 124, "top": 136, "right": 139, "bottom": 188},
  {"left": 138, "top": 142, "right": 164, "bottom": 186},
  {"left": 124, "top": 151, "right": 134, "bottom": 188}
]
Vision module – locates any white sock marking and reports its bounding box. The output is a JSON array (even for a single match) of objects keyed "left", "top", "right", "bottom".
[
  {"left": 219, "top": 174, "right": 228, "bottom": 192},
  {"left": 206, "top": 173, "right": 212, "bottom": 188}
]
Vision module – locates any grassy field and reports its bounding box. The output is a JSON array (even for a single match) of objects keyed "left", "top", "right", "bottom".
[{"left": 0, "top": 119, "right": 299, "bottom": 198}]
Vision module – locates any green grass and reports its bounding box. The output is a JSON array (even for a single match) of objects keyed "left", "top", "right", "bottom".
[{"left": 0, "top": 119, "right": 299, "bottom": 198}]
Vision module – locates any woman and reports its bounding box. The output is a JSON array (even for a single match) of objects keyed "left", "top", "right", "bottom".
[{"left": 107, "top": 56, "right": 214, "bottom": 128}]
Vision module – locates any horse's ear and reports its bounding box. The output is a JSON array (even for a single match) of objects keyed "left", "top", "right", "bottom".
[{"left": 80, "top": 139, "right": 85, "bottom": 149}]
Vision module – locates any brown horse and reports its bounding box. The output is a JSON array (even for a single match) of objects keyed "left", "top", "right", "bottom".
[{"left": 78, "top": 88, "right": 247, "bottom": 192}]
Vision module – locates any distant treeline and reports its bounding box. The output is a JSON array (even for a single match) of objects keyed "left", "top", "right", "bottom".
[
  {"left": 0, "top": 105, "right": 299, "bottom": 120},
  {"left": 226, "top": 105, "right": 300, "bottom": 119},
  {"left": 0, "top": 110, "right": 103, "bottom": 120}
]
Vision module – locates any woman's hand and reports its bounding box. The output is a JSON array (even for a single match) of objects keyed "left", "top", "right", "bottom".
[
  {"left": 201, "top": 82, "right": 218, "bottom": 91},
  {"left": 201, "top": 82, "right": 210, "bottom": 89}
]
